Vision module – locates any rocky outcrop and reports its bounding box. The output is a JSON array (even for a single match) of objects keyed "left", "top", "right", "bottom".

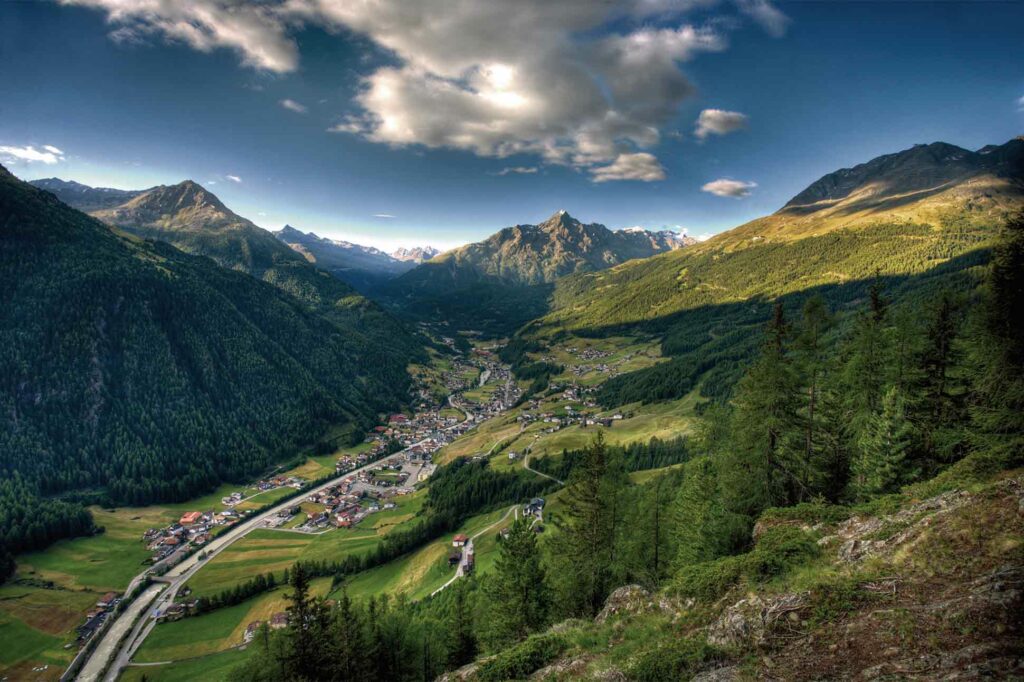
[
  {"left": 706, "top": 592, "right": 808, "bottom": 650},
  {"left": 595, "top": 585, "right": 659, "bottom": 623}
]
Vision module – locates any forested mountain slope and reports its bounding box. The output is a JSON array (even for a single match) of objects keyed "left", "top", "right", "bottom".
[
  {"left": 0, "top": 165, "right": 409, "bottom": 509},
  {"left": 384, "top": 210, "right": 692, "bottom": 333},
  {"left": 43, "top": 177, "right": 424, "bottom": 365},
  {"left": 522, "top": 138, "right": 1024, "bottom": 405}
]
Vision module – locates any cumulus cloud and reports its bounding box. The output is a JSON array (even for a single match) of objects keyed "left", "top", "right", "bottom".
[
  {"left": 226, "top": 174, "right": 242, "bottom": 183},
  {"left": 65, "top": 0, "right": 789, "bottom": 181},
  {"left": 495, "top": 166, "right": 538, "bottom": 176},
  {"left": 701, "top": 178, "right": 756, "bottom": 197},
  {"left": 694, "top": 109, "right": 748, "bottom": 140},
  {"left": 61, "top": 0, "right": 298, "bottom": 72},
  {"left": 591, "top": 153, "right": 666, "bottom": 183},
  {"left": 280, "top": 98, "right": 308, "bottom": 113},
  {"left": 0, "top": 144, "right": 66, "bottom": 164}
]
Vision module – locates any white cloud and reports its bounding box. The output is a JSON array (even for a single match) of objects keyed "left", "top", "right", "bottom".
[
  {"left": 1017, "top": 95, "right": 1024, "bottom": 111},
  {"left": 61, "top": 0, "right": 298, "bottom": 72},
  {"left": 65, "top": 0, "right": 789, "bottom": 180},
  {"left": 373, "top": 213, "right": 396, "bottom": 219},
  {"left": 226, "top": 174, "right": 242, "bottom": 183},
  {"left": 701, "top": 178, "right": 756, "bottom": 197},
  {"left": 495, "top": 166, "right": 538, "bottom": 175},
  {"left": 590, "top": 152, "right": 666, "bottom": 183},
  {"left": 735, "top": 0, "right": 790, "bottom": 37},
  {"left": 694, "top": 109, "right": 748, "bottom": 140},
  {"left": 280, "top": 98, "right": 308, "bottom": 113},
  {"left": 0, "top": 144, "right": 66, "bottom": 164}
]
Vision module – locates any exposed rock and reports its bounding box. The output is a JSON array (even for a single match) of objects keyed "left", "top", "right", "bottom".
[
  {"left": 707, "top": 592, "right": 808, "bottom": 650},
  {"left": 691, "top": 665, "right": 741, "bottom": 681},
  {"left": 596, "top": 585, "right": 657, "bottom": 623},
  {"left": 528, "top": 656, "right": 591, "bottom": 680}
]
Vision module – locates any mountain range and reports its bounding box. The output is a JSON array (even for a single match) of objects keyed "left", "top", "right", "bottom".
[
  {"left": 273, "top": 224, "right": 417, "bottom": 291},
  {"left": 383, "top": 210, "right": 694, "bottom": 332}
]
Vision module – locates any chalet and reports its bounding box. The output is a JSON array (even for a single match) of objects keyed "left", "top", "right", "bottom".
[
  {"left": 162, "top": 536, "right": 180, "bottom": 546},
  {"left": 270, "top": 612, "right": 289, "bottom": 630},
  {"left": 179, "top": 511, "right": 202, "bottom": 526},
  {"left": 244, "top": 621, "right": 264, "bottom": 642},
  {"left": 452, "top": 534, "right": 469, "bottom": 548},
  {"left": 96, "top": 592, "right": 118, "bottom": 608}
]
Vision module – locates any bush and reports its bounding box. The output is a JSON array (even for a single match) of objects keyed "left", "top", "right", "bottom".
[
  {"left": 627, "top": 638, "right": 725, "bottom": 682},
  {"left": 474, "top": 634, "right": 567, "bottom": 682},
  {"left": 674, "top": 555, "right": 746, "bottom": 602},
  {"left": 674, "top": 527, "right": 820, "bottom": 601},
  {"left": 759, "top": 500, "right": 853, "bottom": 526},
  {"left": 745, "top": 526, "right": 821, "bottom": 580}
]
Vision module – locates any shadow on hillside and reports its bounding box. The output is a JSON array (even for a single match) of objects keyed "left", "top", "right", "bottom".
[{"left": 526, "top": 248, "right": 990, "bottom": 406}]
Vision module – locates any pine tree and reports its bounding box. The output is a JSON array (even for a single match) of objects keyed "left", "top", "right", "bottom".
[
  {"left": 327, "top": 589, "right": 368, "bottom": 681},
  {"left": 485, "top": 517, "right": 548, "bottom": 648},
  {"left": 852, "top": 387, "right": 914, "bottom": 498},
  {"left": 792, "top": 295, "right": 833, "bottom": 495},
  {"left": 723, "top": 302, "right": 804, "bottom": 514},
  {"left": 672, "top": 457, "right": 732, "bottom": 568},
  {"left": 550, "top": 431, "right": 618, "bottom": 617},
  {"left": 445, "top": 580, "right": 477, "bottom": 668}
]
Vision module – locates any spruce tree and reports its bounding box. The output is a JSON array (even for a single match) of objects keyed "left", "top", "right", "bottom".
[
  {"left": 723, "top": 302, "right": 804, "bottom": 514},
  {"left": 445, "top": 580, "right": 477, "bottom": 668},
  {"left": 672, "top": 457, "right": 731, "bottom": 568},
  {"left": 852, "top": 387, "right": 914, "bottom": 498},
  {"left": 485, "top": 517, "right": 548, "bottom": 648},
  {"left": 969, "top": 213, "right": 1024, "bottom": 464},
  {"left": 550, "top": 431, "right": 618, "bottom": 617}
]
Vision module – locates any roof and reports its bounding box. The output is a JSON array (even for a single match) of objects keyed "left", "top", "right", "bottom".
[
  {"left": 179, "top": 511, "right": 202, "bottom": 524},
  {"left": 453, "top": 534, "right": 469, "bottom": 542}
]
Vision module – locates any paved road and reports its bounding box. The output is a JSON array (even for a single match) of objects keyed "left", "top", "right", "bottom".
[
  {"left": 77, "top": 583, "right": 165, "bottom": 682},
  {"left": 523, "top": 441, "right": 564, "bottom": 485},
  {"left": 82, "top": 402, "right": 481, "bottom": 682},
  {"left": 431, "top": 504, "right": 516, "bottom": 597}
]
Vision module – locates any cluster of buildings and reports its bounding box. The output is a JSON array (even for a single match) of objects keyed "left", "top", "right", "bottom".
[
  {"left": 141, "top": 508, "right": 244, "bottom": 563},
  {"left": 75, "top": 591, "right": 121, "bottom": 642}
]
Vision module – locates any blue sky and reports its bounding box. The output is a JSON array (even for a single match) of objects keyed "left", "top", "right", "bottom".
[{"left": 1, "top": 0, "right": 1021, "bottom": 251}]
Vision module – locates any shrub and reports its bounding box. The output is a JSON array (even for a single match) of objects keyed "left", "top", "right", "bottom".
[
  {"left": 759, "top": 500, "right": 853, "bottom": 526},
  {"left": 674, "top": 555, "right": 746, "bottom": 602},
  {"left": 474, "top": 634, "right": 568, "bottom": 682},
  {"left": 674, "top": 527, "right": 820, "bottom": 601},
  {"left": 628, "top": 638, "right": 725, "bottom": 682}
]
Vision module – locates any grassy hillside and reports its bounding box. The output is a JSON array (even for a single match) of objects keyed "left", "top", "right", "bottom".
[{"left": 519, "top": 139, "right": 1023, "bottom": 407}]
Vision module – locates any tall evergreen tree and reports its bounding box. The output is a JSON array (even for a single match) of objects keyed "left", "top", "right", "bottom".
[
  {"left": 672, "top": 457, "right": 733, "bottom": 568},
  {"left": 485, "top": 518, "right": 548, "bottom": 648},
  {"left": 792, "top": 295, "right": 834, "bottom": 495},
  {"left": 852, "top": 387, "right": 914, "bottom": 498},
  {"left": 445, "top": 580, "right": 477, "bottom": 668},
  {"left": 723, "top": 302, "right": 804, "bottom": 514},
  {"left": 969, "top": 213, "right": 1024, "bottom": 463},
  {"left": 550, "top": 431, "right": 618, "bottom": 617}
]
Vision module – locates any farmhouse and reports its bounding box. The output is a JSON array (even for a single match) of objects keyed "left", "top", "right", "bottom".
[
  {"left": 178, "top": 511, "right": 202, "bottom": 526},
  {"left": 245, "top": 621, "right": 264, "bottom": 642},
  {"left": 452, "top": 534, "right": 469, "bottom": 548},
  {"left": 270, "top": 612, "right": 289, "bottom": 630}
]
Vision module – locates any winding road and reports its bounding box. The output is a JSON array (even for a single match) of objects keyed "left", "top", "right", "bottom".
[{"left": 430, "top": 504, "right": 517, "bottom": 597}]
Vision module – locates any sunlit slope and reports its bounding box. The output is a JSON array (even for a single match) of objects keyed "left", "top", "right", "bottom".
[{"left": 530, "top": 138, "right": 1023, "bottom": 337}]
